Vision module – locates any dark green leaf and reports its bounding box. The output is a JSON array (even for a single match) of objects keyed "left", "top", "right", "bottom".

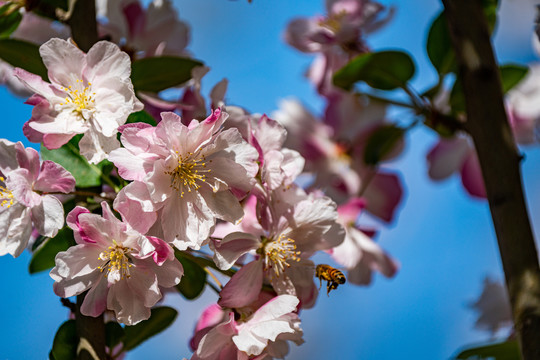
[
  {"left": 175, "top": 250, "right": 207, "bottom": 300},
  {"left": 455, "top": 340, "right": 521, "bottom": 360},
  {"left": 123, "top": 307, "right": 178, "bottom": 351},
  {"left": 449, "top": 78, "right": 465, "bottom": 115},
  {"left": 426, "top": 12, "right": 456, "bottom": 75},
  {"left": 105, "top": 322, "right": 125, "bottom": 349},
  {"left": 363, "top": 125, "right": 405, "bottom": 165},
  {"left": 0, "top": 4, "right": 22, "bottom": 38},
  {"left": 126, "top": 110, "right": 157, "bottom": 126},
  {"left": 29, "top": 227, "right": 75, "bottom": 274},
  {"left": 482, "top": 0, "right": 499, "bottom": 33},
  {"left": 40, "top": 135, "right": 108, "bottom": 188},
  {"left": 131, "top": 56, "right": 203, "bottom": 93},
  {"left": 0, "top": 39, "right": 47, "bottom": 80},
  {"left": 29, "top": 0, "right": 68, "bottom": 20},
  {"left": 500, "top": 64, "right": 528, "bottom": 94},
  {"left": 50, "top": 320, "right": 77, "bottom": 360},
  {"left": 333, "top": 50, "right": 415, "bottom": 91}
]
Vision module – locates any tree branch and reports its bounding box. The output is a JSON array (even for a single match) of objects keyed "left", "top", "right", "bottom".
[
  {"left": 76, "top": 293, "right": 106, "bottom": 360},
  {"left": 58, "top": 0, "right": 98, "bottom": 52},
  {"left": 442, "top": 1, "right": 540, "bottom": 359}
]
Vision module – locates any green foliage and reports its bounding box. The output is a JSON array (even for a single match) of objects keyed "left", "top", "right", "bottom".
[
  {"left": 175, "top": 251, "right": 207, "bottom": 300},
  {"left": 105, "top": 321, "right": 125, "bottom": 349},
  {"left": 131, "top": 56, "right": 203, "bottom": 93},
  {"left": 49, "top": 320, "right": 77, "bottom": 360},
  {"left": 500, "top": 64, "right": 528, "bottom": 94},
  {"left": 0, "top": 39, "right": 48, "bottom": 80},
  {"left": 363, "top": 125, "right": 404, "bottom": 165},
  {"left": 40, "top": 135, "right": 110, "bottom": 188},
  {"left": 333, "top": 50, "right": 415, "bottom": 91},
  {"left": 0, "top": 3, "right": 22, "bottom": 39},
  {"left": 126, "top": 110, "right": 157, "bottom": 126},
  {"left": 29, "top": 0, "right": 68, "bottom": 21},
  {"left": 426, "top": 12, "right": 455, "bottom": 75},
  {"left": 123, "top": 307, "right": 178, "bottom": 351},
  {"left": 455, "top": 340, "right": 521, "bottom": 360},
  {"left": 29, "top": 227, "right": 75, "bottom": 274}
]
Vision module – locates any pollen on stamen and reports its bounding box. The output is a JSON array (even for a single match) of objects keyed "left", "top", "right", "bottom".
[
  {"left": 97, "top": 240, "right": 133, "bottom": 281},
  {"left": 0, "top": 176, "right": 14, "bottom": 208},
  {"left": 263, "top": 236, "right": 302, "bottom": 278},
  {"left": 165, "top": 151, "right": 211, "bottom": 198}
]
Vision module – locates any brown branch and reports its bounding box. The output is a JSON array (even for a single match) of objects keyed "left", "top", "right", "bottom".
[
  {"left": 76, "top": 293, "right": 106, "bottom": 360},
  {"left": 58, "top": 0, "right": 99, "bottom": 52},
  {"left": 442, "top": 1, "right": 540, "bottom": 359}
]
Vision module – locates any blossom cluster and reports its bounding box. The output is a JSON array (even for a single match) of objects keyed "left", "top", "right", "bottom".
[{"left": 2, "top": 0, "right": 536, "bottom": 358}]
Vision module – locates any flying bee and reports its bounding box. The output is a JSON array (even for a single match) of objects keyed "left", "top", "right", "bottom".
[{"left": 315, "top": 264, "right": 346, "bottom": 296}]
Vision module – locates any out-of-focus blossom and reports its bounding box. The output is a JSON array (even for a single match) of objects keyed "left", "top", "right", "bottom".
[
  {"left": 191, "top": 294, "right": 303, "bottom": 360},
  {"left": 285, "top": 0, "right": 393, "bottom": 96},
  {"left": 15, "top": 38, "right": 143, "bottom": 163},
  {"left": 470, "top": 277, "right": 513, "bottom": 336},
  {"left": 97, "top": 0, "right": 190, "bottom": 58},
  {"left": 212, "top": 185, "right": 345, "bottom": 309},
  {"left": 507, "top": 64, "right": 540, "bottom": 144},
  {"left": 0, "top": 139, "right": 75, "bottom": 257},
  {"left": 110, "top": 109, "right": 258, "bottom": 250},
  {"left": 329, "top": 198, "right": 398, "bottom": 285},
  {"left": 272, "top": 98, "right": 404, "bottom": 222},
  {"left": 50, "top": 202, "right": 183, "bottom": 325}
]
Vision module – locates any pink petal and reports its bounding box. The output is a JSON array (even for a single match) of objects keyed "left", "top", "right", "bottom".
[
  {"left": 39, "top": 38, "right": 85, "bottom": 86},
  {"left": 114, "top": 182, "right": 157, "bottom": 234},
  {"left": 34, "top": 160, "right": 76, "bottom": 193},
  {"left": 426, "top": 137, "right": 470, "bottom": 180},
  {"left": 31, "top": 195, "right": 64, "bottom": 237},
  {"left": 364, "top": 172, "right": 403, "bottom": 223},
  {"left": 461, "top": 151, "right": 487, "bottom": 198},
  {"left": 211, "top": 232, "right": 260, "bottom": 270},
  {"left": 14, "top": 142, "right": 40, "bottom": 180},
  {"left": 218, "top": 260, "right": 264, "bottom": 308}
]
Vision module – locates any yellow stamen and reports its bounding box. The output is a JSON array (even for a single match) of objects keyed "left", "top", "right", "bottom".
[
  {"left": 261, "top": 235, "right": 302, "bottom": 278},
  {"left": 97, "top": 240, "right": 133, "bottom": 280},
  {"left": 165, "top": 151, "right": 212, "bottom": 197},
  {"left": 0, "top": 176, "right": 14, "bottom": 208},
  {"left": 58, "top": 79, "right": 96, "bottom": 118}
]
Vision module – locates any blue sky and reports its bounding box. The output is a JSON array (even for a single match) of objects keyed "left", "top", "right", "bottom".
[{"left": 2, "top": 0, "right": 540, "bottom": 359}]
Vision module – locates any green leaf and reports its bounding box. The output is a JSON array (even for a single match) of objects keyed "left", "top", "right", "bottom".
[
  {"left": 333, "top": 50, "right": 415, "bottom": 91},
  {"left": 426, "top": 12, "right": 456, "bottom": 75},
  {"left": 105, "top": 322, "right": 125, "bottom": 349},
  {"left": 0, "top": 39, "right": 47, "bottom": 80},
  {"left": 500, "top": 64, "right": 528, "bottom": 94},
  {"left": 455, "top": 340, "right": 521, "bottom": 360},
  {"left": 126, "top": 110, "right": 157, "bottom": 126},
  {"left": 363, "top": 125, "right": 405, "bottom": 165},
  {"left": 482, "top": 0, "right": 499, "bottom": 33},
  {"left": 0, "top": 4, "right": 22, "bottom": 39},
  {"left": 175, "top": 250, "right": 207, "bottom": 300},
  {"left": 131, "top": 56, "right": 203, "bottom": 93},
  {"left": 29, "top": 227, "right": 75, "bottom": 274},
  {"left": 50, "top": 320, "right": 77, "bottom": 360},
  {"left": 123, "top": 307, "right": 178, "bottom": 351},
  {"left": 40, "top": 135, "right": 108, "bottom": 188},
  {"left": 449, "top": 78, "right": 465, "bottom": 115}
]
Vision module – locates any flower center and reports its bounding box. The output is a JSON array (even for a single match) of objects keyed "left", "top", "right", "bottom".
[
  {"left": 261, "top": 235, "right": 301, "bottom": 278},
  {"left": 98, "top": 240, "right": 133, "bottom": 282},
  {"left": 318, "top": 10, "right": 347, "bottom": 32},
  {"left": 0, "top": 177, "right": 14, "bottom": 208},
  {"left": 166, "top": 151, "right": 211, "bottom": 197},
  {"left": 59, "top": 79, "right": 95, "bottom": 119}
]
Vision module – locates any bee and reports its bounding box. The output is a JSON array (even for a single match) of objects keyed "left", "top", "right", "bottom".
[{"left": 315, "top": 264, "right": 346, "bottom": 295}]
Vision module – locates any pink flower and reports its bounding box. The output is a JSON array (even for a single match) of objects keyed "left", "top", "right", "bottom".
[
  {"left": 15, "top": 38, "right": 143, "bottom": 163},
  {"left": 426, "top": 137, "right": 486, "bottom": 198},
  {"left": 212, "top": 185, "right": 345, "bottom": 309},
  {"left": 110, "top": 109, "right": 259, "bottom": 250},
  {"left": 50, "top": 202, "right": 183, "bottom": 325},
  {"left": 0, "top": 139, "right": 75, "bottom": 258},
  {"left": 191, "top": 295, "right": 303, "bottom": 360},
  {"left": 330, "top": 198, "right": 398, "bottom": 285},
  {"left": 97, "top": 0, "right": 190, "bottom": 58}
]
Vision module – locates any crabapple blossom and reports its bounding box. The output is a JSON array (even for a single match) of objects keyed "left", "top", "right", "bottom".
[
  {"left": 212, "top": 185, "right": 345, "bottom": 309},
  {"left": 15, "top": 38, "right": 143, "bottom": 163},
  {"left": 470, "top": 277, "right": 512, "bottom": 335},
  {"left": 50, "top": 202, "right": 183, "bottom": 325},
  {"left": 110, "top": 108, "right": 259, "bottom": 250},
  {"left": 330, "top": 198, "right": 398, "bottom": 285},
  {"left": 97, "top": 0, "right": 190, "bottom": 58},
  {"left": 0, "top": 139, "right": 75, "bottom": 258},
  {"left": 191, "top": 294, "right": 303, "bottom": 360}
]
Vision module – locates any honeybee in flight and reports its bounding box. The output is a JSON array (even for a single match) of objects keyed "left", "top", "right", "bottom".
[{"left": 315, "top": 264, "right": 346, "bottom": 295}]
